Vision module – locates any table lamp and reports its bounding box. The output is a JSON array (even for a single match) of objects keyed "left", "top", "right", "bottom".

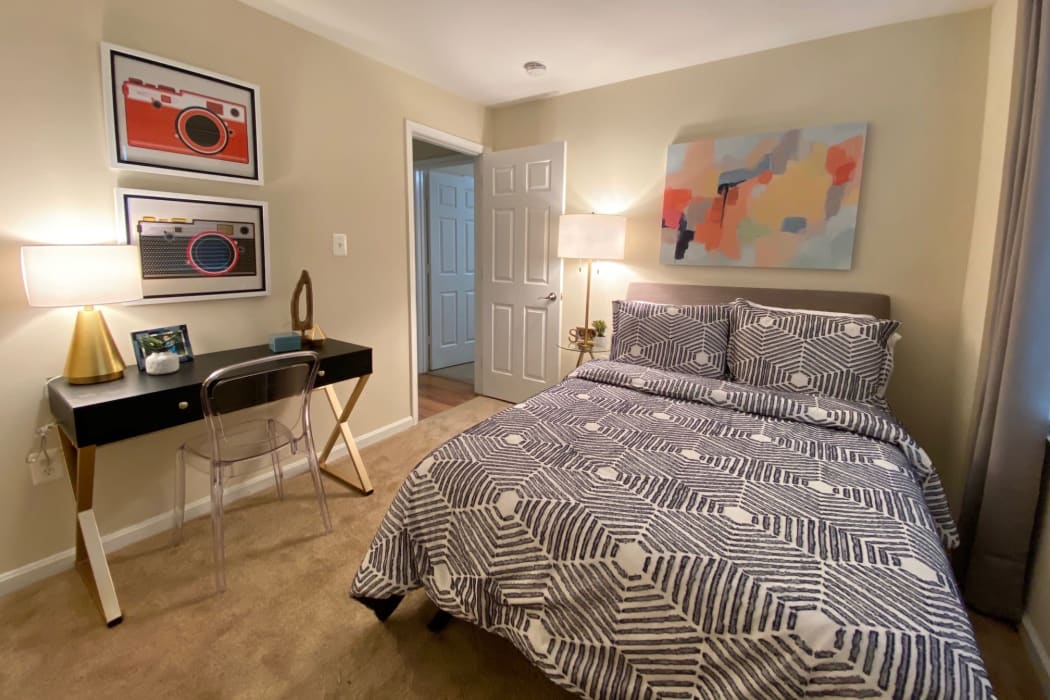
[
  {"left": 21, "top": 245, "right": 143, "bottom": 384},
  {"left": 557, "top": 214, "right": 626, "bottom": 348}
]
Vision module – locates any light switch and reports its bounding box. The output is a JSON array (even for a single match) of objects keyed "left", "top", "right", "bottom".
[{"left": 332, "top": 233, "right": 348, "bottom": 257}]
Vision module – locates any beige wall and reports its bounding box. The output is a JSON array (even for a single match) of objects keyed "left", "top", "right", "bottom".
[
  {"left": 488, "top": 10, "right": 991, "bottom": 509},
  {"left": 0, "top": 0, "right": 484, "bottom": 574}
]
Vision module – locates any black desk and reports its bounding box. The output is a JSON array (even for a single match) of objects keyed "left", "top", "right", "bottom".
[{"left": 48, "top": 339, "right": 373, "bottom": 627}]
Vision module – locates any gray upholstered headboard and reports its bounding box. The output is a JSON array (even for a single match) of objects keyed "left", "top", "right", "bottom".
[{"left": 626, "top": 283, "right": 891, "bottom": 318}]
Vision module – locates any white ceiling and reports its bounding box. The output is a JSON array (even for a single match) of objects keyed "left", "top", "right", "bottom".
[{"left": 241, "top": 0, "right": 992, "bottom": 106}]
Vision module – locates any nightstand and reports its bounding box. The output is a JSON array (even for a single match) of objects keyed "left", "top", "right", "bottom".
[{"left": 559, "top": 341, "right": 610, "bottom": 368}]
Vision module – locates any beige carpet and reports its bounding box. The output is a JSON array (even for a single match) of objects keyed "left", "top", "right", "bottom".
[{"left": 0, "top": 397, "right": 570, "bottom": 699}]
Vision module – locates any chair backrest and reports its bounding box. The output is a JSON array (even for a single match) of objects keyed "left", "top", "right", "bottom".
[{"left": 200, "top": 350, "right": 321, "bottom": 439}]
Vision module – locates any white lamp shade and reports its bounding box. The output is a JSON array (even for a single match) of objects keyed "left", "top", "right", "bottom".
[
  {"left": 557, "top": 214, "right": 626, "bottom": 260},
  {"left": 22, "top": 245, "right": 143, "bottom": 307}
]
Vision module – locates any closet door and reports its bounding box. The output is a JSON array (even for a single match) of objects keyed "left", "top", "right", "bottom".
[{"left": 428, "top": 170, "right": 475, "bottom": 370}]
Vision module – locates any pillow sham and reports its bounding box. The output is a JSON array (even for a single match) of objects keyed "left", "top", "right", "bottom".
[
  {"left": 610, "top": 300, "right": 729, "bottom": 377},
  {"left": 727, "top": 298, "right": 900, "bottom": 406}
]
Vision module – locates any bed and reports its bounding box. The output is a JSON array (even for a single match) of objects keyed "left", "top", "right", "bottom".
[{"left": 351, "top": 283, "right": 992, "bottom": 699}]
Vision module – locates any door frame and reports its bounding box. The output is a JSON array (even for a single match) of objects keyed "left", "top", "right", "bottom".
[{"left": 404, "top": 120, "right": 484, "bottom": 424}]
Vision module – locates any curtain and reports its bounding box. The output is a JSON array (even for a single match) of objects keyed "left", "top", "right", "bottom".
[{"left": 956, "top": 0, "right": 1050, "bottom": 621}]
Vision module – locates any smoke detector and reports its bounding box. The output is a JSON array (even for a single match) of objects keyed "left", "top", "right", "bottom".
[{"left": 524, "top": 61, "right": 547, "bottom": 77}]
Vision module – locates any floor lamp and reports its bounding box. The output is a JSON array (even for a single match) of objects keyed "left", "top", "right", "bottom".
[{"left": 557, "top": 214, "right": 626, "bottom": 348}]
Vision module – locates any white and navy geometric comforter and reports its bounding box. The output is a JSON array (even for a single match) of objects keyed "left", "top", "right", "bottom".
[{"left": 351, "top": 361, "right": 992, "bottom": 699}]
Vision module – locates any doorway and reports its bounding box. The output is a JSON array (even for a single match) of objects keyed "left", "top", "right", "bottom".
[
  {"left": 411, "top": 134, "right": 479, "bottom": 420},
  {"left": 404, "top": 122, "right": 566, "bottom": 423}
]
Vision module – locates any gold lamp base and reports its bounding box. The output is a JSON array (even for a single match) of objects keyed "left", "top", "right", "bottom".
[{"left": 64, "top": 306, "right": 127, "bottom": 385}]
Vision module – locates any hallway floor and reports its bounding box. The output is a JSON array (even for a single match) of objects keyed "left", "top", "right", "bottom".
[
  {"left": 418, "top": 365, "right": 476, "bottom": 420},
  {"left": 427, "top": 362, "right": 474, "bottom": 384}
]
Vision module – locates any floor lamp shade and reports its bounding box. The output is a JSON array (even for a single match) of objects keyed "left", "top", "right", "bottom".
[
  {"left": 556, "top": 214, "right": 627, "bottom": 350},
  {"left": 21, "top": 245, "right": 143, "bottom": 384},
  {"left": 557, "top": 214, "right": 626, "bottom": 260}
]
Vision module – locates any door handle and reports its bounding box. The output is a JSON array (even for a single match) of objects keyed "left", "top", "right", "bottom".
[{"left": 539, "top": 292, "right": 558, "bottom": 301}]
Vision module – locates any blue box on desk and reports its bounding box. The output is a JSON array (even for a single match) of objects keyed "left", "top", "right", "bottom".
[{"left": 269, "top": 333, "right": 303, "bottom": 353}]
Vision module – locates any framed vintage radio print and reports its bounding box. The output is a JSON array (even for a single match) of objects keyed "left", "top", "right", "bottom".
[
  {"left": 101, "top": 43, "right": 264, "bottom": 184},
  {"left": 116, "top": 188, "right": 270, "bottom": 304}
]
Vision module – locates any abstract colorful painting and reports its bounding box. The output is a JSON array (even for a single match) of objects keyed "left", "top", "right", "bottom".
[{"left": 660, "top": 123, "right": 867, "bottom": 269}]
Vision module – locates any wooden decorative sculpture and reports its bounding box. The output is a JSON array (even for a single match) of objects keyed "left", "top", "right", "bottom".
[
  {"left": 291, "top": 270, "right": 313, "bottom": 334},
  {"left": 291, "top": 270, "right": 325, "bottom": 347}
]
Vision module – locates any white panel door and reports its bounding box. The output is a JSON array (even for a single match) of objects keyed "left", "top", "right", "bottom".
[
  {"left": 477, "top": 142, "right": 565, "bottom": 402},
  {"left": 428, "top": 171, "right": 475, "bottom": 369}
]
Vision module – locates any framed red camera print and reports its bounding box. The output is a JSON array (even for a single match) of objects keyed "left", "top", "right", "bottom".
[{"left": 101, "top": 44, "right": 263, "bottom": 184}]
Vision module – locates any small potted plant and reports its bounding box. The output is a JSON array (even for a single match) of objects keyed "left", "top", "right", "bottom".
[{"left": 592, "top": 319, "right": 609, "bottom": 350}]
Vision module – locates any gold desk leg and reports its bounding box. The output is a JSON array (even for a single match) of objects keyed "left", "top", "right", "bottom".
[
  {"left": 316, "top": 374, "right": 374, "bottom": 495},
  {"left": 57, "top": 429, "right": 123, "bottom": 627}
]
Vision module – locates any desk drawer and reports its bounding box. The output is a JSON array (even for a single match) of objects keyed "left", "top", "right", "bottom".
[
  {"left": 317, "top": 351, "right": 372, "bottom": 386},
  {"left": 72, "top": 386, "right": 203, "bottom": 446}
]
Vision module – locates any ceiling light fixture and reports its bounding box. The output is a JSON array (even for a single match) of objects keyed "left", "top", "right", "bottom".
[{"left": 524, "top": 61, "right": 547, "bottom": 77}]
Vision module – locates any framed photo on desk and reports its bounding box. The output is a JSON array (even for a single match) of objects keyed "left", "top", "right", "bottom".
[
  {"left": 116, "top": 188, "right": 270, "bottom": 304},
  {"left": 130, "top": 324, "right": 194, "bottom": 370}
]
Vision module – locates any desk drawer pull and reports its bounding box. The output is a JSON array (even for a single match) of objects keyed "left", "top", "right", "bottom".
[
  {"left": 318, "top": 370, "right": 326, "bottom": 377},
  {"left": 178, "top": 401, "right": 189, "bottom": 410}
]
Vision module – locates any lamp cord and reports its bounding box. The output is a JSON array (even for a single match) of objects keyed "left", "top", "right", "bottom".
[
  {"left": 26, "top": 421, "right": 57, "bottom": 466},
  {"left": 583, "top": 259, "right": 593, "bottom": 341},
  {"left": 29, "top": 376, "right": 63, "bottom": 466}
]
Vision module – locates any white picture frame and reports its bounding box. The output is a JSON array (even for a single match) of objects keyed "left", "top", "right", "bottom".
[
  {"left": 116, "top": 188, "right": 271, "bottom": 304},
  {"left": 100, "top": 43, "right": 264, "bottom": 184}
]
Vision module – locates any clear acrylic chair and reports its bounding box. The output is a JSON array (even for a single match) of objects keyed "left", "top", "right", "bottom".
[{"left": 172, "top": 350, "right": 333, "bottom": 592}]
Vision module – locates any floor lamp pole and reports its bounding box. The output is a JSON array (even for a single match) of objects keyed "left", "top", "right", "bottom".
[{"left": 582, "top": 258, "right": 593, "bottom": 348}]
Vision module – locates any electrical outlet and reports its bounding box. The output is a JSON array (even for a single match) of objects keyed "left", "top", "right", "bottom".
[
  {"left": 29, "top": 449, "right": 63, "bottom": 486},
  {"left": 332, "top": 233, "right": 348, "bottom": 257}
]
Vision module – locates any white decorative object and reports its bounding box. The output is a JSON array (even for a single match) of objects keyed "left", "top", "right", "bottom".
[{"left": 145, "top": 352, "right": 180, "bottom": 375}]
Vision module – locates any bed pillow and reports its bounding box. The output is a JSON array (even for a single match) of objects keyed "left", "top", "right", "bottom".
[
  {"left": 610, "top": 300, "right": 729, "bottom": 377},
  {"left": 727, "top": 299, "right": 900, "bottom": 406}
]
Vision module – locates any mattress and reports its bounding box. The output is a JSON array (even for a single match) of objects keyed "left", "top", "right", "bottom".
[{"left": 351, "top": 360, "right": 991, "bottom": 698}]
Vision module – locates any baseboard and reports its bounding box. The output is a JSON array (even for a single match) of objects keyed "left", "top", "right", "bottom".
[
  {"left": 359, "top": 415, "right": 415, "bottom": 444},
  {"left": 0, "top": 416, "right": 413, "bottom": 599},
  {"left": 1022, "top": 615, "right": 1050, "bottom": 698}
]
